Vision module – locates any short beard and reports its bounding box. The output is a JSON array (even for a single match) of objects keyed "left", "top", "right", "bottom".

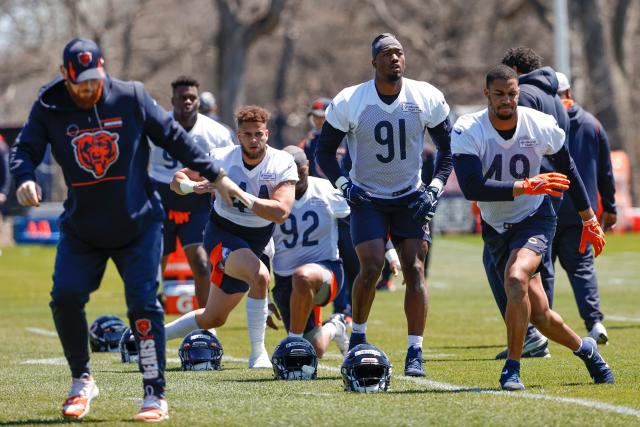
[
  {"left": 387, "top": 73, "right": 402, "bottom": 82},
  {"left": 495, "top": 111, "right": 513, "bottom": 120},
  {"left": 242, "top": 145, "right": 266, "bottom": 161}
]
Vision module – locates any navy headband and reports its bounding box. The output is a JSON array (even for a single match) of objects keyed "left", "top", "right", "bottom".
[{"left": 372, "top": 33, "right": 403, "bottom": 58}]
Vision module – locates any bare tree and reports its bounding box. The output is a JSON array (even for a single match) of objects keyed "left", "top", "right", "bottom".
[{"left": 214, "top": 0, "right": 288, "bottom": 126}]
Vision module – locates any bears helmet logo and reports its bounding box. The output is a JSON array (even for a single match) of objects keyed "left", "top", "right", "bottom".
[
  {"left": 77, "top": 51, "right": 92, "bottom": 67},
  {"left": 135, "top": 319, "right": 152, "bottom": 337},
  {"left": 71, "top": 130, "right": 119, "bottom": 179}
]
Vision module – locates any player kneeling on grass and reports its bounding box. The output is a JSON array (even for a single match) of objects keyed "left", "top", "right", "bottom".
[
  {"left": 451, "top": 64, "right": 614, "bottom": 390},
  {"left": 164, "top": 106, "right": 298, "bottom": 369},
  {"left": 270, "top": 146, "right": 351, "bottom": 359}
]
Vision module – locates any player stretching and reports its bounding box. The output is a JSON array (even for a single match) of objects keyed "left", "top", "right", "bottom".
[
  {"left": 316, "top": 33, "right": 453, "bottom": 376},
  {"left": 271, "top": 146, "right": 351, "bottom": 358},
  {"left": 165, "top": 106, "right": 297, "bottom": 369},
  {"left": 451, "top": 64, "right": 614, "bottom": 390}
]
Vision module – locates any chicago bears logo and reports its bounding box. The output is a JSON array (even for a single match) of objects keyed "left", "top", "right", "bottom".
[
  {"left": 135, "top": 319, "right": 152, "bottom": 337},
  {"left": 78, "top": 51, "right": 92, "bottom": 66},
  {"left": 71, "top": 130, "right": 119, "bottom": 178}
]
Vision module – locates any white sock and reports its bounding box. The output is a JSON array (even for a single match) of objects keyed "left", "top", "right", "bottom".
[
  {"left": 352, "top": 321, "right": 367, "bottom": 334},
  {"left": 288, "top": 332, "right": 303, "bottom": 338},
  {"left": 165, "top": 311, "right": 199, "bottom": 341},
  {"left": 408, "top": 335, "right": 423, "bottom": 349},
  {"left": 321, "top": 322, "right": 337, "bottom": 340},
  {"left": 246, "top": 296, "right": 268, "bottom": 351}
]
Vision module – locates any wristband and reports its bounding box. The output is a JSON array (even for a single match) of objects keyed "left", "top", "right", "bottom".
[
  {"left": 335, "top": 176, "right": 349, "bottom": 190},
  {"left": 385, "top": 248, "right": 400, "bottom": 265},
  {"left": 179, "top": 180, "right": 196, "bottom": 194},
  {"left": 582, "top": 216, "right": 597, "bottom": 226},
  {"left": 428, "top": 178, "right": 444, "bottom": 196},
  {"left": 241, "top": 193, "right": 258, "bottom": 209}
]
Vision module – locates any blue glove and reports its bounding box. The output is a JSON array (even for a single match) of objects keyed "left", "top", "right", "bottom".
[
  {"left": 336, "top": 176, "right": 371, "bottom": 206},
  {"left": 408, "top": 186, "right": 441, "bottom": 224}
]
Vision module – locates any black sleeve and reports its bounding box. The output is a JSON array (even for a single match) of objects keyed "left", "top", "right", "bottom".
[
  {"left": 9, "top": 103, "right": 49, "bottom": 188},
  {"left": 453, "top": 154, "right": 515, "bottom": 201},
  {"left": 547, "top": 143, "right": 590, "bottom": 212},
  {"left": 426, "top": 117, "right": 453, "bottom": 185},
  {"left": 140, "top": 88, "right": 221, "bottom": 182},
  {"left": 595, "top": 124, "right": 616, "bottom": 214},
  {"left": 315, "top": 121, "right": 347, "bottom": 185}
]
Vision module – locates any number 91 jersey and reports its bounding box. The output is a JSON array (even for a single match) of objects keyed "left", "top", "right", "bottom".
[
  {"left": 326, "top": 78, "right": 450, "bottom": 199},
  {"left": 272, "top": 177, "right": 350, "bottom": 276},
  {"left": 211, "top": 145, "right": 298, "bottom": 228}
]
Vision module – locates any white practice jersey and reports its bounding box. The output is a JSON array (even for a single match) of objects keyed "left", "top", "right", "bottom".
[
  {"left": 451, "top": 106, "right": 565, "bottom": 233},
  {"left": 149, "top": 113, "right": 234, "bottom": 183},
  {"left": 326, "top": 78, "right": 450, "bottom": 198},
  {"left": 211, "top": 145, "right": 298, "bottom": 228},
  {"left": 272, "top": 176, "right": 350, "bottom": 276}
]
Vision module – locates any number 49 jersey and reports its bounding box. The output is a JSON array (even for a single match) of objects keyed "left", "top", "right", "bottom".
[
  {"left": 211, "top": 145, "right": 298, "bottom": 228},
  {"left": 326, "top": 78, "right": 450, "bottom": 199},
  {"left": 272, "top": 176, "right": 350, "bottom": 276},
  {"left": 451, "top": 106, "right": 565, "bottom": 233}
]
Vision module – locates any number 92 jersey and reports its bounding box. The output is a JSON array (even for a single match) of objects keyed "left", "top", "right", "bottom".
[
  {"left": 211, "top": 145, "right": 298, "bottom": 228},
  {"left": 272, "top": 176, "right": 350, "bottom": 276},
  {"left": 451, "top": 106, "right": 565, "bottom": 233},
  {"left": 326, "top": 78, "right": 450, "bottom": 199}
]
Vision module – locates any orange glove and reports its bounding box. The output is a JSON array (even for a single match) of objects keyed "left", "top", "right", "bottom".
[
  {"left": 579, "top": 216, "right": 606, "bottom": 257},
  {"left": 522, "top": 173, "right": 570, "bottom": 197}
]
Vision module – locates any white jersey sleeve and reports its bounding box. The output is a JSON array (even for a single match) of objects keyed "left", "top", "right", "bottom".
[
  {"left": 149, "top": 113, "right": 235, "bottom": 183},
  {"left": 272, "top": 177, "right": 342, "bottom": 276},
  {"left": 212, "top": 146, "right": 298, "bottom": 227},
  {"left": 537, "top": 112, "right": 566, "bottom": 155},
  {"left": 421, "top": 82, "right": 450, "bottom": 128},
  {"left": 326, "top": 85, "right": 361, "bottom": 133}
]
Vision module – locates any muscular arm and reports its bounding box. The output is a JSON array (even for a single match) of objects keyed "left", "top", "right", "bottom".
[
  {"left": 170, "top": 168, "right": 214, "bottom": 195},
  {"left": 426, "top": 117, "right": 453, "bottom": 188},
  {"left": 251, "top": 181, "right": 296, "bottom": 224},
  {"left": 315, "top": 121, "right": 348, "bottom": 185},
  {"left": 453, "top": 154, "right": 516, "bottom": 201}
]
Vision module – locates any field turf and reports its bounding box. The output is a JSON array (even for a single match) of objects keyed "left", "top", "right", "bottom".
[{"left": 0, "top": 233, "right": 638, "bottom": 426}]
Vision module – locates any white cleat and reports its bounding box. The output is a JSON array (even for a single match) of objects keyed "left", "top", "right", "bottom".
[
  {"left": 588, "top": 322, "right": 609, "bottom": 345},
  {"left": 328, "top": 313, "right": 350, "bottom": 357},
  {"left": 249, "top": 346, "right": 272, "bottom": 369},
  {"left": 62, "top": 373, "right": 99, "bottom": 420},
  {"left": 134, "top": 395, "right": 169, "bottom": 422}
]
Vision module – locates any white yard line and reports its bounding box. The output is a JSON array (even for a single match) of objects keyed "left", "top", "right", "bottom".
[
  {"left": 26, "top": 327, "right": 58, "bottom": 337},
  {"left": 222, "top": 355, "right": 640, "bottom": 419},
  {"left": 21, "top": 357, "right": 67, "bottom": 365},
  {"left": 607, "top": 315, "right": 640, "bottom": 323}
]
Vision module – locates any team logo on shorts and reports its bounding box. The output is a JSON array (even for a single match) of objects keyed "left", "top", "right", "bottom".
[
  {"left": 423, "top": 223, "right": 431, "bottom": 235},
  {"left": 71, "top": 130, "right": 120, "bottom": 178},
  {"left": 528, "top": 237, "right": 538, "bottom": 245},
  {"left": 135, "top": 319, "right": 152, "bottom": 337}
]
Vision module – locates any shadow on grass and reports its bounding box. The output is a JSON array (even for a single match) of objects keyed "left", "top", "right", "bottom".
[
  {"left": 429, "top": 344, "right": 504, "bottom": 350},
  {"left": 0, "top": 419, "right": 109, "bottom": 425},
  {"left": 225, "top": 376, "right": 340, "bottom": 383},
  {"left": 389, "top": 384, "right": 545, "bottom": 394},
  {"left": 424, "top": 358, "right": 499, "bottom": 363}
]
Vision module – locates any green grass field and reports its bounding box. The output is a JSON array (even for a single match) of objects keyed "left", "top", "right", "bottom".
[{"left": 0, "top": 233, "right": 639, "bottom": 426}]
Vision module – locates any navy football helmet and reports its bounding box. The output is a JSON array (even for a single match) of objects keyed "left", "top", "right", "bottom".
[
  {"left": 119, "top": 328, "right": 138, "bottom": 363},
  {"left": 89, "top": 315, "right": 127, "bottom": 352},
  {"left": 341, "top": 343, "right": 392, "bottom": 392},
  {"left": 178, "top": 329, "right": 224, "bottom": 371},
  {"left": 271, "top": 336, "right": 318, "bottom": 380}
]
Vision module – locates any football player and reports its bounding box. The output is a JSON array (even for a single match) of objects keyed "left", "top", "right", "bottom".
[
  {"left": 10, "top": 38, "right": 244, "bottom": 422},
  {"left": 164, "top": 105, "right": 297, "bottom": 369},
  {"left": 149, "top": 76, "right": 234, "bottom": 307},
  {"left": 451, "top": 64, "right": 614, "bottom": 390},
  {"left": 316, "top": 33, "right": 453, "bottom": 377},
  {"left": 271, "top": 146, "right": 351, "bottom": 358}
]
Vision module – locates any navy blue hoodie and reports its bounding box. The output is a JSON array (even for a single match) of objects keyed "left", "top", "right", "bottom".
[
  {"left": 517, "top": 66, "right": 570, "bottom": 135},
  {"left": 10, "top": 76, "right": 221, "bottom": 248},
  {"left": 557, "top": 102, "right": 616, "bottom": 226}
]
